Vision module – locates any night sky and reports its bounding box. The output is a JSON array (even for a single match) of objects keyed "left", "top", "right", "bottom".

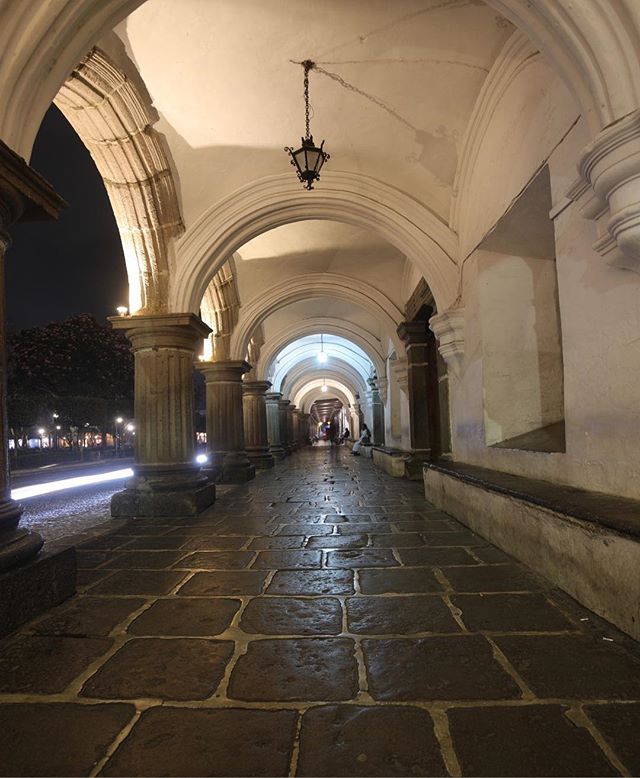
[{"left": 7, "top": 105, "right": 128, "bottom": 333}]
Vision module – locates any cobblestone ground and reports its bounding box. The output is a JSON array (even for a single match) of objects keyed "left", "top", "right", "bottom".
[{"left": 1, "top": 448, "right": 640, "bottom": 776}]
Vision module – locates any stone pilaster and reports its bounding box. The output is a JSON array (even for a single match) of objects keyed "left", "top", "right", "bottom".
[
  {"left": 0, "top": 139, "right": 75, "bottom": 635},
  {"left": 242, "top": 381, "right": 275, "bottom": 470},
  {"left": 300, "top": 412, "right": 311, "bottom": 446},
  {"left": 265, "top": 392, "right": 286, "bottom": 459},
  {"left": 278, "top": 399, "right": 292, "bottom": 454},
  {"left": 110, "top": 313, "right": 215, "bottom": 516},
  {"left": 287, "top": 404, "right": 298, "bottom": 452},
  {"left": 292, "top": 409, "right": 302, "bottom": 450},
  {"left": 199, "top": 360, "right": 255, "bottom": 483},
  {"left": 397, "top": 320, "right": 440, "bottom": 478},
  {"left": 368, "top": 378, "right": 385, "bottom": 446}
]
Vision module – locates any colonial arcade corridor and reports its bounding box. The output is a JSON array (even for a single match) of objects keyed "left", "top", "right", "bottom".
[{"left": 0, "top": 449, "right": 639, "bottom": 777}]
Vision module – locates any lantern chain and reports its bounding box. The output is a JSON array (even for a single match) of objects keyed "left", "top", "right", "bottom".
[{"left": 302, "top": 60, "right": 314, "bottom": 140}]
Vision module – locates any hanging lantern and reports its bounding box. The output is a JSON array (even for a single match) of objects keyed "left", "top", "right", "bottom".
[{"left": 285, "top": 60, "right": 330, "bottom": 190}]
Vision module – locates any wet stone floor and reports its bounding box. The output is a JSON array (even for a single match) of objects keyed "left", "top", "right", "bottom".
[{"left": 1, "top": 448, "right": 640, "bottom": 777}]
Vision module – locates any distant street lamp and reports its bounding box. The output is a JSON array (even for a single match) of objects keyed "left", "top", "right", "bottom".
[
  {"left": 37, "top": 427, "right": 45, "bottom": 449},
  {"left": 115, "top": 416, "right": 124, "bottom": 456},
  {"left": 116, "top": 305, "right": 128, "bottom": 317}
]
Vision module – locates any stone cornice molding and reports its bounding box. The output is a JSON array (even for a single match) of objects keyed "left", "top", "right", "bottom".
[
  {"left": 257, "top": 318, "right": 385, "bottom": 382},
  {"left": 229, "top": 273, "right": 405, "bottom": 360},
  {"left": 429, "top": 308, "right": 466, "bottom": 378},
  {"left": 567, "top": 110, "right": 640, "bottom": 272},
  {"left": 451, "top": 30, "right": 538, "bottom": 235},
  {"left": 172, "top": 171, "right": 459, "bottom": 315}
]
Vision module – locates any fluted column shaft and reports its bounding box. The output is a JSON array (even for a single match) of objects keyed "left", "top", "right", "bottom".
[
  {"left": 265, "top": 392, "right": 285, "bottom": 459},
  {"left": 287, "top": 405, "right": 297, "bottom": 452},
  {"left": 199, "top": 360, "right": 255, "bottom": 483},
  {"left": 278, "top": 400, "right": 292, "bottom": 454},
  {"left": 243, "top": 381, "right": 275, "bottom": 469},
  {"left": 300, "top": 413, "right": 311, "bottom": 446},
  {"left": 292, "top": 409, "right": 301, "bottom": 451},
  {"left": 110, "top": 313, "right": 215, "bottom": 517}
]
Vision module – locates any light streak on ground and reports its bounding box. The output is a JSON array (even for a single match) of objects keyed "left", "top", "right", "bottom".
[{"left": 12, "top": 468, "right": 134, "bottom": 500}]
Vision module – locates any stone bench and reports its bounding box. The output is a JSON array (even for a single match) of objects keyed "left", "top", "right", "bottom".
[
  {"left": 372, "top": 446, "right": 410, "bottom": 477},
  {"left": 423, "top": 460, "right": 640, "bottom": 640}
]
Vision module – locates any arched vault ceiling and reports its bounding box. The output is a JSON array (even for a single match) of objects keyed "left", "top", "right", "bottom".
[
  {"left": 118, "top": 0, "right": 515, "bottom": 224},
  {"left": 235, "top": 222, "right": 408, "bottom": 310}
]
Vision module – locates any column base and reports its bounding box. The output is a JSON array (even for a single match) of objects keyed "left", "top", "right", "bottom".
[
  {"left": 221, "top": 461, "right": 256, "bottom": 483},
  {"left": 0, "top": 527, "right": 44, "bottom": 573},
  {"left": 269, "top": 444, "right": 287, "bottom": 460},
  {"left": 0, "top": 547, "right": 76, "bottom": 638},
  {"left": 247, "top": 450, "right": 275, "bottom": 470},
  {"left": 111, "top": 466, "right": 216, "bottom": 518},
  {"left": 404, "top": 451, "right": 432, "bottom": 480}
]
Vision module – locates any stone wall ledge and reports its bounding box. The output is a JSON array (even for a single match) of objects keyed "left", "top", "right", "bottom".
[
  {"left": 424, "top": 461, "right": 640, "bottom": 641},
  {"left": 372, "top": 446, "right": 410, "bottom": 477},
  {"left": 425, "top": 460, "right": 640, "bottom": 541}
]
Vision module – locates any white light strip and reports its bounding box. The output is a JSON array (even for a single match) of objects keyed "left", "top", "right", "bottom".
[{"left": 12, "top": 468, "right": 134, "bottom": 501}]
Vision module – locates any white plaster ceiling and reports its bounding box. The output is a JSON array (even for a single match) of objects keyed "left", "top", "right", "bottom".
[{"left": 116, "top": 0, "right": 513, "bottom": 225}]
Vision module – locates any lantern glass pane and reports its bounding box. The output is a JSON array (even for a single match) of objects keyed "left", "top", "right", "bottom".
[{"left": 293, "top": 147, "right": 307, "bottom": 175}]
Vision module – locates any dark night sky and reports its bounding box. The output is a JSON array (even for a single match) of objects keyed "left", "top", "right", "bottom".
[{"left": 7, "top": 105, "right": 128, "bottom": 332}]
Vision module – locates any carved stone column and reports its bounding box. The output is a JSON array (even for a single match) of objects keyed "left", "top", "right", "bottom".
[
  {"left": 368, "top": 378, "right": 385, "bottom": 446},
  {"left": 397, "top": 320, "right": 441, "bottom": 478},
  {"left": 265, "top": 392, "right": 285, "bottom": 459},
  {"left": 111, "top": 313, "right": 215, "bottom": 516},
  {"left": 300, "top": 413, "right": 311, "bottom": 446},
  {"left": 287, "top": 404, "right": 298, "bottom": 452},
  {"left": 199, "top": 360, "right": 255, "bottom": 483},
  {"left": 292, "top": 408, "right": 301, "bottom": 450},
  {"left": 242, "top": 381, "right": 275, "bottom": 470},
  {"left": 0, "top": 140, "right": 73, "bottom": 634},
  {"left": 278, "top": 400, "right": 293, "bottom": 454}
]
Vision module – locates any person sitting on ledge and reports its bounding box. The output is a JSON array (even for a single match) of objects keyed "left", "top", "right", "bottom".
[{"left": 351, "top": 424, "right": 370, "bottom": 455}]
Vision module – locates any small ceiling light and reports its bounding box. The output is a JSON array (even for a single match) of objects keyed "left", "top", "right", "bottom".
[
  {"left": 321, "top": 378, "right": 328, "bottom": 393},
  {"left": 285, "top": 60, "right": 330, "bottom": 190},
  {"left": 116, "top": 305, "right": 128, "bottom": 316},
  {"left": 318, "top": 333, "right": 328, "bottom": 363}
]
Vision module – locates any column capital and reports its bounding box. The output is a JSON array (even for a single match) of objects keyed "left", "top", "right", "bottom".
[
  {"left": 278, "top": 398, "right": 292, "bottom": 409},
  {"left": 0, "top": 139, "right": 67, "bottom": 233},
  {"left": 198, "top": 359, "right": 251, "bottom": 382},
  {"left": 242, "top": 380, "right": 272, "bottom": 397},
  {"left": 430, "top": 307, "right": 465, "bottom": 378},
  {"left": 568, "top": 110, "right": 640, "bottom": 271},
  {"left": 292, "top": 407, "right": 301, "bottom": 416},
  {"left": 111, "top": 312, "right": 211, "bottom": 351},
  {"left": 265, "top": 391, "right": 283, "bottom": 404},
  {"left": 397, "top": 320, "right": 429, "bottom": 346}
]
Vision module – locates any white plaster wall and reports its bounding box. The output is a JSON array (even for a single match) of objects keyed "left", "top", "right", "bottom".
[
  {"left": 479, "top": 250, "right": 564, "bottom": 444},
  {"left": 452, "top": 65, "right": 640, "bottom": 498}
]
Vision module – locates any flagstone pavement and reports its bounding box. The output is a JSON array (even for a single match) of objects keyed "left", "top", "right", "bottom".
[{"left": 1, "top": 447, "right": 640, "bottom": 776}]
